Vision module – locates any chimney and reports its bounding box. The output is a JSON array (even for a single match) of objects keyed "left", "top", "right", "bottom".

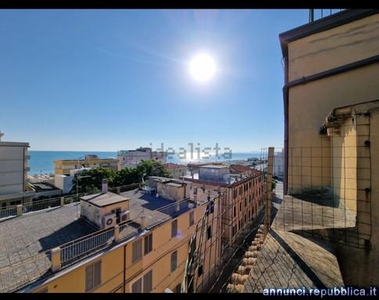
[{"left": 102, "top": 178, "right": 108, "bottom": 193}]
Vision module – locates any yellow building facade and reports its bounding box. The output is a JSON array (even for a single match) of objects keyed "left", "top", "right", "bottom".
[
  {"left": 280, "top": 9, "right": 379, "bottom": 286},
  {"left": 224, "top": 173, "right": 265, "bottom": 245},
  {"left": 31, "top": 204, "right": 210, "bottom": 293},
  {"left": 11, "top": 179, "right": 224, "bottom": 293},
  {"left": 54, "top": 154, "right": 119, "bottom": 175},
  {"left": 281, "top": 10, "right": 379, "bottom": 195},
  {"left": 0, "top": 167, "right": 267, "bottom": 294}
]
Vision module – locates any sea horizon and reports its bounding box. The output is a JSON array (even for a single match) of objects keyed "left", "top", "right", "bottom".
[{"left": 28, "top": 150, "right": 265, "bottom": 176}]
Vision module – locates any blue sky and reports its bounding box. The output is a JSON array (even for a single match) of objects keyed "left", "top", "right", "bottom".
[{"left": 1, "top": 9, "right": 312, "bottom": 153}]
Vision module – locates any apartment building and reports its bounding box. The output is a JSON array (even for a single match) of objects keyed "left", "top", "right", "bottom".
[
  {"left": 117, "top": 147, "right": 166, "bottom": 169},
  {"left": 280, "top": 9, "right": 379, "bottom": 286},
  {"left": 0, "top": 177, "right": 224, "bottom": 293},
  {"left": 224, "top": 169, "right": 265, "bottom": 245},
  {"left": 54, "top": 154, "right": 119, "bottom": 176},
  {"left": 0, "top": 140, "right": 34, "bottom": 208},
  {"left": 184, "top": 164, "right": 265, "bottom": 250},
  {"left": 163, "top": 163, "right": 188, "bottom": 179}
]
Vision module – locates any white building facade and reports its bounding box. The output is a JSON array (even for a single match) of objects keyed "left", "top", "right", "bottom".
[
  {"left": 117, "top": 147, "right": 166, "bottom": 168},
  {"left": 0, "top": 141, "right": 34, "bottom": 207}
]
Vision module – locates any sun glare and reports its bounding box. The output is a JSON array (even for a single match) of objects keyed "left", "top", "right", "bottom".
[{"left": 189, "top": 53, "right": 216, "bottom": 82}]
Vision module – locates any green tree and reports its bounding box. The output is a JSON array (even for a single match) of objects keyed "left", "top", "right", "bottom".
[
  {"left": 70, "top": 168, "right": 117, "bottom": 194},
  {"left": 135, "top": 160, "right": 171, "bottom": 182},
  {"left": 70, "top": 160, "right": 170, "bottom": 195},
  {"left": 113, "top": 167, "right": 139, "bottom": 186}
]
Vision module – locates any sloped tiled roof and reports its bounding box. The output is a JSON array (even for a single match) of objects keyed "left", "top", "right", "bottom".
[{"left": 242, "top": 229, "right": 344, "bottom": 293}]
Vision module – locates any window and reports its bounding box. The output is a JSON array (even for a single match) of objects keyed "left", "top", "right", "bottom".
[
  {"left": 85, "top": 260, "right": 101, "bottom": 291},
  {"left": 171, "top": 251, "right": 178, "bottom": 272},
  {"left": 233, "top": 206, "right": 236, "bottom": 217},
  {"left": 189, "top": 211, "right": 194, "bottom": 227},
  {"left": 197, "top": 264, "right": 203, "bottom": 276},
  {"left": 132, "top": 239, "right": 142, "bottom": 263},
  {"left": 207, "top": 226, "right": 212, "bottom": 240},
  {"left": 143, "top": 270, "right": 153, "bottom": 293},
  {"left": 131, "top": 270, "right": 153, "bottom": 293},
  {"left": 144, "top": 234, "right": 153, "bottom": 255},
  {"left": 209, "top": 201, "right": 214, "bottom": 213},
  {"left": 205, "top": 201, "right": 214, "bottom": 216},
  {"left": 132, "top": 278, "right": 142, "bottom": 293},
  {"left": 171, "top": 220, "right": 178, "bottom": 238}
]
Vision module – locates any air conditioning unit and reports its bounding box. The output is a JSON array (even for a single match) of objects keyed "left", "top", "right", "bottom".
[
  {"left": 103, "top": 213, "right": 116, "bottom": 229},
  {"left": 120, "top": 210, "right": 130, "bottom": 223}
]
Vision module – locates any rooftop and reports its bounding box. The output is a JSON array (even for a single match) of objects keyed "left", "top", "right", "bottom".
[
  {"left": 0, "top": 141, "right": 29, "bottom": 147},
  {"left": 0, "top": 203, "right": 96, "bottom": 293},
  {"left": 81, "top": 192, "right": 129, "bottom": 208},
  {"left": 54, "top": 156, "right": 118, "bottom": 163},
  {"left": 163, "top": 163, "right": 187, "bottom": 169},
  {"left": 243, "top": 229, "right": 344, "bottom": 292},
  {"left": 240, "top": 183, "right": 350, "bottom": 292},
  {"left": 28, "top": 182, "right": 61, "bottom": 192},
  {"left": 229, "top": 164, "right": 254, "bottom": 174},
  {"left": 0, "top": 188, "right": 194, "bottom": 293},
  {"left": 199, "top": 164, "right": 229, "bottom": 169},
  {"left": 272, "top": 194, "right": 356, "bottom": 232}
]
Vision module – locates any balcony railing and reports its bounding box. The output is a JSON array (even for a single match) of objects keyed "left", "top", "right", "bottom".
[
  {"left": 60, "top": 228, "right": 115, "bottom": 266},
  {"left": 309, "top": 9, "right": 345, "bottom": 23},
  {"left": 0, "top": 206, "right": 17, "bottom": 219}
]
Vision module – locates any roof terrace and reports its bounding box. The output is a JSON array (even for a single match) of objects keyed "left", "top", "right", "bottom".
[{"left": 0, "top": 189, "right": 194, "bottom": 293}]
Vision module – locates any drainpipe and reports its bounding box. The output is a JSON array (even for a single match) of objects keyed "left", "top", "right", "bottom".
[{"left": 265, "top": 147, "right": 274, "bottom": 234}]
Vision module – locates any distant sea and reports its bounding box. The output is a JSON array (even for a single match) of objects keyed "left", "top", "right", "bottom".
[{"left": 28, "top": 150, "right": 264, "bottom": 176}]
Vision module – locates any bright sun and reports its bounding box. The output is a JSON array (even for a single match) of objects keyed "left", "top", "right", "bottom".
[{"left": 189, "top": 53, "right": 216, "bottom": 82}]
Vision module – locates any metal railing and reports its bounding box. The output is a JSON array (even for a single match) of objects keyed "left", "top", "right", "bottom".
[
  {"left": 23, "top": 197, "right": 60, "bottom": 213},
  {"left": 60, "top": 228, "right": 115, "bottom": 266},
  {"left": 0, "top": 192, "right": 92, "bottom": 221},
  {"left": 0, "top": 206, "right": 17, "bottom": 219},
  {"left": 309, "top": 9, "right": 345, "bottom": 23}
]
